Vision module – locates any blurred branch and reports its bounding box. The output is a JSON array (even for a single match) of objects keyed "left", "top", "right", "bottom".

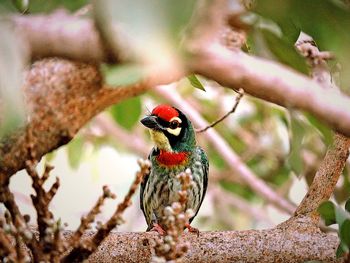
[
  {"left": 62, "top": 159, "right": 149, "bottom": 262},
  {"left": 12, "top": 11, "right": 112, "bottom": 63},
  {"left": 188, "top": 44, "right": 350, "bottom": 137},
  {"left": 93, "top": 114, "right": 150, "bottom": 157},
  {"left": 6, "top": 11, "right": 350, "bottom": 137},
  {"left": 210, "top": 186, "right": 274, "bottom": 226},
  {"left": 155, "top": 85, "right": 296, "bottom": 214}
]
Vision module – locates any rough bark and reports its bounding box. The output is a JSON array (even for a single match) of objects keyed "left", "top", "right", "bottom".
[
  {"left": 295, "top": 131, "right": 350, "bottom": 216},
  {"left": 61, "top": 216, "right": 341, "bottom": 263},
  {"left": 0, "top": 58, "right": 182, "bottom": 183}
]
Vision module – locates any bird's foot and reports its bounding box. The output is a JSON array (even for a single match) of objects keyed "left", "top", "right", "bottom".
[
  {"left": 150, "top": 223, "right": 166, "bottom": 235},
  {"left": 185, "top": 223, "right": 199, "bottom": 237}
]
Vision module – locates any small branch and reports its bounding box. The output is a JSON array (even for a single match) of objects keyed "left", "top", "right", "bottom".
[
  {"left": 0, "top": 224, "right": 17, "bottom": 262},
  {"left": 210, "top": 186, "right": 274, "bottom": 226},
  {"left": 295, "top": 133, "right": 350, "bottom": 216},
  {"left": 68, "top": 186, "right": 116, "bottom": 249},
  {"left": 196, "top": 88, "right": 244, "bottom": 133},
  {"left": 93, "top": 114, "right": 150, "bottom": 157},
  {"left": 294, "top": 33, "right": 350, "bottom": 216},
  {"left": 155, "top": 85, "right": 296, "bottom": 214},
  {"left": 62, "top": 159, "right": 150, "bottom": 262}
]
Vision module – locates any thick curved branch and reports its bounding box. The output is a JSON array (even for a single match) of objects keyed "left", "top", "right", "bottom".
[
  {"left": 189, "top": 45, "right": 350, "bottom": 137},
  {"left": 12, "top": 12, "right": 112, "bottom": 63},
  {"left": 8, "top": 12, "right": 350, "bottom": 137},
  {"left": 61, "top": 217, "right": 340, "bottom": 262},
  {"left": 0, "top": 58, "right": 183, "bottom": 182},
  {"left": 295, "top": 133, "right": 350, "bottom": 216}
]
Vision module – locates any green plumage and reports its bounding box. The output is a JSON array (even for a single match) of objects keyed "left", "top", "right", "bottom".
[{"left": 140, "top": 106, "right": 209, "bottom": 231}]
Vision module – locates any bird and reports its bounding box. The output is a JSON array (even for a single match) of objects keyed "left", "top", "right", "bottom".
[{"left": 140, "top": 104, "right": 208, "bottom": 235}]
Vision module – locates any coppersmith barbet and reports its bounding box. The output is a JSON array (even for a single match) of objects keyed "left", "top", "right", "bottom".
[{"left": 140, "top": 104, "right": 208, "bottom": 234}]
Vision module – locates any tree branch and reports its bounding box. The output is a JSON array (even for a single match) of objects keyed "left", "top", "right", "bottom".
[
  {"left": 12, "top": 11, "right": 112, "bottom": 63},
  {"left": 60, "top": 217, "right": 341, "bottom": 263},
  {"left": 188, "top": 45, "right": 350, "bottom": 137},
  {"left": 7, "top": 12, "right": 350, "bottom": 137},
  {"left": 295, "top": 133, "right": 350, "bottom": 216},
  {"left": 0, "top": 56, "right": 182, "bottom": 181},
  {"left": 294, "top": 33, "right": 350, "bottom": 216}
]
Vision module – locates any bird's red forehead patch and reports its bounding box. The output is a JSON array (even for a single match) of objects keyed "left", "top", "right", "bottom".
[{"left": 152, "top": 104, "right": 179, "bottom": 121}]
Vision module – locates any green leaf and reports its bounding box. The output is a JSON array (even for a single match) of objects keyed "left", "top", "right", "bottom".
[
  {"left": 287, "top": 113, "right": 306, "bottom": 175},
  {"left": 305, "top": 113, "right": 333, "bottom": 146},
  {"left": 109, "top": 97, "right": 142, "bottom": 130},
  {"left": 261, "top": 29, "right": 308, "bottom": 74},
  {"left": 336, "top": 244, "right": 345, "bottom": 258},
  {"left": 254, "top": 0, "right": 350, "bottom": 91},
  {"left": 94, "top": 0, "right": 197, "bottom": 66},
  {"left": 102, "top": 64, "right": 144, "bottom": 87},
  {"left": 339, "top": 219, "right": 350, "bottom": 251},
  {"left": 12, "top": 0, "right": 29, "bottom": 13},
  {"left": 187, "top": 74, "right": 206, "bottom": 91},
  {"left": 27, "top": 0, "right": 89, "bottom": 13},
  {"left": 345, "top": 198, "right": 350, "bottom": 213},
  {"left": 318, "top": 201, "right": 336, "bottom": 226},
  {"left": 219, "top": 181, "right": 255, "bottom": 201},
  {"left": 335, "top": 206, "right": 350, "bottom": 227},
  {"left": 45, "top": 150, "right": 57, "bottom": 163},
  {"left": 67, "top": 136, "right": 84, "bottom": 170}
]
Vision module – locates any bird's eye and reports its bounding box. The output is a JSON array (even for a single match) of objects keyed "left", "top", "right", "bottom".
[{"left": 169, "top": 120, "right": 180, "bottom": 129}]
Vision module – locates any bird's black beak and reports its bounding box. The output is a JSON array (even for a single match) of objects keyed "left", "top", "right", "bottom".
[{"left": 140, "top": 116, "right": 162, "bottom": 130}]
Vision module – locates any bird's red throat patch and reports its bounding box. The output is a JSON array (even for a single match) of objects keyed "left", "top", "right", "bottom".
[
  {"left": 156, "top": 150, "right": 188, "bottom": 166},
  {"left": 152, "top": 104, "right": 179, "bottom": 121}
]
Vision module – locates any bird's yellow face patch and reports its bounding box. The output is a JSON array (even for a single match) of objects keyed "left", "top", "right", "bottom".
[{"left": 150, "top": 130, "right": 172, "bottom": 152}]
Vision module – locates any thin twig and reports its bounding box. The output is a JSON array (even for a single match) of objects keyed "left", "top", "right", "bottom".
[
  {"left": 68, "top": 186, "right": 116, "bottom": 249},
  {"left": 155, "top": 85, "right": 296, "bottom": 214},
  {"left": 61, "top": 159, "right": 150, "bottom": 263},
  {"left": 196, "top": 88, "right": 244, "bottom": 133}
]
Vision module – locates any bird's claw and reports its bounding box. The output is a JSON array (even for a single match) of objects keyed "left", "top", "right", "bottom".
[
  {"left": 150, "top": 223, "right": 166, "bottom": 235},
  {"left": 185, "top": 223, "right": 199, "bottom": 237}
]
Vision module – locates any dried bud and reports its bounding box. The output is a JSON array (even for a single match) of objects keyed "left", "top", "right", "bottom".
[
  {"left": 45, "top": 227, "right": 53, "bottom": 235},
  {"left": 177, "top": 214, "right": 186, "bottom": 224},
  {"left": 164, "top": 206, "right": 174, "bottom": 216},
  {"left": 23, "top": 229, "right": 33, "bottom": 240},
  {"left": 164, "top": 235, "right": 173, "bottom": 244},
  {"left": 23, "top": 214, "right": 31, "bottom": 223},
  {"left": 161, "top": 243, "right": 171, "bottom": 253},
  {"left": 166, "top": 215, "right": 175, "bottom": 223},
  {"left": 116, "top": 217, "right": 125, "bottom": 225},
  {"left": 171, "top": 202, "right": 182, "bottom": 214},
  {"left": 185, "top": 209, "right": 195, "bottom": 218}
]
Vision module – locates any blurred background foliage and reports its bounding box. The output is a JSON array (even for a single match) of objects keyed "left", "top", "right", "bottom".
[{"left": 1, "top": 0, "right": 349, "bottom": 234}]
